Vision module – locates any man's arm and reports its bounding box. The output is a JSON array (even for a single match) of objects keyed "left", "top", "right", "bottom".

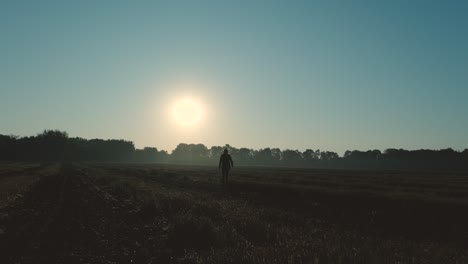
[{"left": 229, "top": 155, "right": 234, "bottom": 168}]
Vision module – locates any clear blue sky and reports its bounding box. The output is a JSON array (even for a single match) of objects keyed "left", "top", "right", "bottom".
[{"left": 1, "top": 0, "right": 467, "bottom": 154}]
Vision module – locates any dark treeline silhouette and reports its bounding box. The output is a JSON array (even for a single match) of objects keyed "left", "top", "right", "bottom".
[
  {"left": 1, "top": 130, "right": 467, "bottom": 170},
  {"left": 0, "top": 130, "right": 168, "bottom": 163}
]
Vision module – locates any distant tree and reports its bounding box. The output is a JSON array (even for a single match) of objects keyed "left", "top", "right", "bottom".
[
  {"left": 135, "top": 147, "right": 159, "bottom": 163},
  {"left": 303, "top": 149, "right": 320, "bottom": 164},
  {"left": 281, "top": 149, "right": 303, "bottom": 166},
  {"left": 462, "top": 149, "right": 468, "bottom": 168},
  {"left": 208, "top": 146, "right": 223, "bottom": 164},
  {"left": 37, "top": 130, "right": 69, "bottom": 162},
  {"left": 256, "top": 148, "right": 273, "bottom": 166},
  {"left": 171, "top": 143, "right": 209, "bottom": 164},
  {"left": 463, "top": 149, "right": 468, "bottom": 158},
  {"left": 320, "top": 151, "right": 339, "bottom": 161},
  {"left": 271, "top": 148, "right": 282, "bottom": 163},
  {"left": 344, "top": 150, "right": 381, "bottom": 161},
  {"left": 0, "top": 135, "right": 17, "bottom": 160},
  {"left": 235, "top": 148, "right": 254, "bottom": 165}
]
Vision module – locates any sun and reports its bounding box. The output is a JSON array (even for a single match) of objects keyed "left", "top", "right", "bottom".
[{"left": 171, "top": 98, "right": 204, "bottom": 127}]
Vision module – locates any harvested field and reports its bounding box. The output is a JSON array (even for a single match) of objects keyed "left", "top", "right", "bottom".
[{"left": 0, "top": 163, "right": 467, "bottom": 263}]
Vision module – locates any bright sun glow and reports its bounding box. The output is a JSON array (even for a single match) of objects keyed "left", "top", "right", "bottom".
[{"left": 171, "top": 98, "right": 203, "bottom": 127}]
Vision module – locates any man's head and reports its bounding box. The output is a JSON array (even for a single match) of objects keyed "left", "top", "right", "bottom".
[{"left": 223, "top": 148, "right": 229, "bottom": 154}]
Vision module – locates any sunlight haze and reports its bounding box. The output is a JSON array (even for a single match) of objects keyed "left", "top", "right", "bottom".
[{"left": 1, "top": 0, "right": 468, "bottom": 154}]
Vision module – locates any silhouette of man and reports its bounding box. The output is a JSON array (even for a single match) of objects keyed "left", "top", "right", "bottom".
[{"left": 219, "top": 148, "right": 234, "bottom": 185}]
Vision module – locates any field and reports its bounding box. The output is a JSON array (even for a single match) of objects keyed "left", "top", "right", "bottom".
[{"left": 0, "top": 162, "right": 467, "bottom": 263}]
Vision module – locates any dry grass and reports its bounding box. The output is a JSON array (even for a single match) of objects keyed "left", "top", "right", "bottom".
[
  {"left": 88, "top": 163, "right": 468, "bottom": 263},
  {"left": 1, "top": 162, "right": 467, "bottom": 263}
]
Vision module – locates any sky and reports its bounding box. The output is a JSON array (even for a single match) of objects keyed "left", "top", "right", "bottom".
[{"left": 1, "top": 0, "right": 467, "bottom": 154}]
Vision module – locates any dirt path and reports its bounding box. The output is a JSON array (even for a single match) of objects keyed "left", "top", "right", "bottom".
[
  {"left": 2, "top": 165, "right": 105, "bottom": 263},
  {"left": 0, "top": 164, "right": 175, "bottom": 263}
]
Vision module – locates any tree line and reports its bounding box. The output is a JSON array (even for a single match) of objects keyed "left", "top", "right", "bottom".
[{"left": 1, "top": 130, "right": 467, "bottom": 170}]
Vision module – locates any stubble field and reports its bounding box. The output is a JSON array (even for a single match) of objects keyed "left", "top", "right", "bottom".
[{"left": 0, "top": 162, "right": 467, "bottom": 263}]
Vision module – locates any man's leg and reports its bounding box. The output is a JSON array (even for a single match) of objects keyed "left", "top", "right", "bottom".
[{"left": 222, "top": 169, "right": 227, "bottom": 185}]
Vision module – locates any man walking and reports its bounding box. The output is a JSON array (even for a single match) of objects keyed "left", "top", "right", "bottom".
[{"left": 219, "top": 148, "right": 234, "bottom": 185}]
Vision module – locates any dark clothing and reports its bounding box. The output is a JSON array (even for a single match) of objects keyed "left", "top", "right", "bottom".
[
  {"left": 219, "top": 153, "right": 233, "bottom": 185},
  {"left": 219, "top": 153, "right": 234, "bottom": 170}
]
